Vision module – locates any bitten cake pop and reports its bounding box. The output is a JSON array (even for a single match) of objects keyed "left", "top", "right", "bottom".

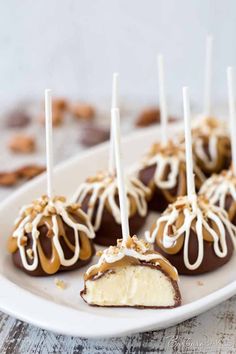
[
  {"left": 73, "top": 74, "right": 150, "bottom": 246},
  {"left": 7, "top": 90, "right": 95, "bottom": 276},
  {"left": 138, "top": 55, "right": 205, "bottom": 212},
  {"left": 200, "top": 67, "right": 236, "bottom": 225},
  {"left": 146, "top": 87, "right": 236, "bottom": 275},
  {"left": 81, "top": 107, "right": 181, "bottom": 308},
  {"left": 191, "top": 36, "right": 231, "bottom": 176}
]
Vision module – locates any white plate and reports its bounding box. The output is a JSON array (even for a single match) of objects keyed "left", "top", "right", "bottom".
[{"left": 0, "top": 123, "right": 236, "bottom": 338}]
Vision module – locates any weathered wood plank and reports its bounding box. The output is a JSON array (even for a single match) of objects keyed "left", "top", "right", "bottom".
[{"left": 0, "top": 295, "right": 236, "bottom": 353}]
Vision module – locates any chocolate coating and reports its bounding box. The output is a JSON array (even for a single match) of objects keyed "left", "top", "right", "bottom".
[
  {"left": 217, "top": 194, "right": 236, "bottom": 226},
  {"left": 139, "top": 164, "right": 202, "bottom": 213},
  {"left": 194, "top": 137, "right": 231, "bottom": 177},
  {"left": 6, "top": 110, "right": 31, "bottom": 128},
  {"left": 11, "top": 222, "right": 95, "bottom": 276},
  {"left": 81, "top": 194, "right": 147, "bottom": 246},
  {"left": 154, "top": 228, "right": 234, "bottom": 275}
]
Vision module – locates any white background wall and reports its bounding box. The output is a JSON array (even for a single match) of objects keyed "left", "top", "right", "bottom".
[{"left": 1, "top": 0, "right": 236, "bottom": 110}]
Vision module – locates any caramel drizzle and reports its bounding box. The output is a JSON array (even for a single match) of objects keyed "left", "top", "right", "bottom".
[
  {"left": 8, "top": 197, "right": 95, "bottom": 274},
  {"left": 72, "top": 172, "right": 150, "bottom": 231},
  {"left": 200, "top": 170, "right": 236, "bottom": 205},
  {"left": 200, "top": 170, "right": 236, "bottom": 220},
  {"left": 85, "top": 236, "right": 179, "bottom": 281},
  {"left": 192, "top": 116, "right": 230, "bottom": 170},
  {"left": 146, "top": 195, "right": 236, "bottom": 270},
  {"left": 138, "top": 141, "right": 205, "bottom": 200}
]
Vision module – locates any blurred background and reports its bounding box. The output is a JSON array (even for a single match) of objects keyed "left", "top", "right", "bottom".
[
  {"left": 0, "top": 0, "right": 236, "bottom": 195},
  {"left": 1, "top": 0, "right": 236, "bottom": 107}
]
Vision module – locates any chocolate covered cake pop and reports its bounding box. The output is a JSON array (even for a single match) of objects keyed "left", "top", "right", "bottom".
[
  {"left": 8, "top": 195, "right": 95, "bottom": 276},
  {"left": 199, "top": 170, "right": 236, "bottom": 224},
  {"left": 137, "top": 55, "right": 204, "bottom": 212},
  {"left": 73, "top": 73, "right": 150, "bottom": 246},
  {"left": 81, "top": 236, "right": 181, "bottom": 308},
  {"left": 7, "top": 90, "right": 95, "bottom": 276},
  {"left": 147, "top": 195, "right": 236, "bottom": 275},
  {"left": 73, "top": 171, "right": 150, "bottom": 246},
  {"left": 190, "top": 37, "right": 231, "bottom": 175},
  {"left": 191, "top": 115, "right": 231, "bottom": 176},
  {"left": 138, "top": 141, "right": 205, "bottom": 212},
  {"left": 199, "top": 67, "right": 236, "bottom": 225},
  {"left": 81, "top": 107, "right": 181, "bottom": 308},
  {"left": 147, "top": 87, "right": 236, "bottom": 275}
]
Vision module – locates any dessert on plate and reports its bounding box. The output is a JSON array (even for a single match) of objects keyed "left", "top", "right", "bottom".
[
  {"left": 81, "top": 102, "right": 181, "bottom": 308},
  {"left": 147, "top": 87, "right": 236, "bottom": 275}
]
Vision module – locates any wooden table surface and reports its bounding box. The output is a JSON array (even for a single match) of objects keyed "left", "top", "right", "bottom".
[
  {"left": 1, "top": 107, "right": 236, "bottom": 353},
  {"left": 0, "top": 296, "right": 236, "bottom": 353}
]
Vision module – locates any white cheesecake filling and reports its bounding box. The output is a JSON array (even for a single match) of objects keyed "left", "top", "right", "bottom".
[{"left": 83, "top": 265, "right": 177, "bottom": 307}]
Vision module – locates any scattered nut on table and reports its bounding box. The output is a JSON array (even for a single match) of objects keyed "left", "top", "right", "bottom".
[
  {"left": 5, "top": 109, "right": 31, "bottom": 128},
  {"left": 16, "top": 164, "right": 45, "bottom": 180},
  {"left": 0, "top": 164, "right": 45, "bottom": 187},
  {"left": 55, "top": 278, "right": 66, "bottom": 290},
  {"left": 135, "top": 107, "right": 178, "bottom": 127},
  {"left": 52, "top": 98, "right": 68, "bottom": 112},
  {"left": 0, "top": 172, "right": 18, "bottom": 186},
  {"left": 136, "top": 107, "right": 161, "bottom": 127},
  {"left": 38, "top": 109, "right": 64, "bottom": 127},
  {"left": 8, "top": 134, "right": 36, "bottom": 153},
  {"left": 79, "top": 123, "right": 110, "bottom": 147},
  {"left": 70, "top": 102, "right": 95, "bottom": 120}
]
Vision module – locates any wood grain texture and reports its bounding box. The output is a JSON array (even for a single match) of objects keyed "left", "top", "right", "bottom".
[{"left": 0, "top": 296, "right": 236, "bottom": 353}]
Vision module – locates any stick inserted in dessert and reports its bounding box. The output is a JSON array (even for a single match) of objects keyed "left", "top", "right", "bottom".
[
  {"left": 191, "top": 36, "right": 231, "bottom": 176},
  {"left": 137, "top": 55, "right": 205, "bottom": 212},
  {"left": 199, "top": 67, "right": 236, "bottom": 225},
  {"left": 81, "top": 106, "right": 181, "bottom": 308},
  {"left": 73, "top": 74, "right": 150, "bottom": 246},
  {"left": 7, "top": 90, "right": 95, "bottom": 276},
  {"left": 146, "top": 87, "right": 236, "bottom": 275}
]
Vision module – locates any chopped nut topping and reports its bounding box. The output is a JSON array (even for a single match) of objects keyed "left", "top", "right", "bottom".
[
  {"left": 69, "top": 203, "right": 80, "bottom": 211},
  {"left": 55, "top": 278, "right": 66, "bottom": 290},
  {"left": 25, "top": 222, "right": 33, "bottom": 233},
  {"left": 96, "top": 250, "right": 103, "bottom": 257},
  {"left": 34, "top": 204, "right": 43, "bottom": 213},
  {"left": 25, "top": 207, "right": 33, "bottom": 216},
  {"left": 20, "top": 236, "right": 28, "bottom": 246},
  {"left": 47, "top": 205, "right": 57, "bottom": 214},
  {"left": 53, "top": 196, "right": 66, "bottom": 203},
  {"left": 26, "top": 248, "right": 34, "bottom": 260},
  {"left": 46, "top": 229, "right": 54, "bottom": 238}
]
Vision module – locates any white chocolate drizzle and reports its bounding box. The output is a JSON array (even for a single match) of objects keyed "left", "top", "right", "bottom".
[
  {"left": 137, "top": 142, "right": 205, "bottom": 189},
  {"left": 200, "top": 170, "right": 236, "bottom": 209},
  {"left": 11, "top": 196, "right": 95, "bottom": 272},
  {"left": 192, "top": 116, "right": 229, "bottom": 168},
  {"left": 146, "top": 195, "right": 236, "bottom": 270},
  {"left": 85, "top": 236, "right": 179, "bottom": 280},
  {"left": 72, "top": 172, "right": 150, "bottom": 231}
]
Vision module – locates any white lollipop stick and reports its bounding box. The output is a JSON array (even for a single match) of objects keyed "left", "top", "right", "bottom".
[
  {"left": 227, "top": 67, "right": 236, "bottom": 175},
  {"left": 112, "top": 107, "right": 130, "bottom": 242},
  {"left": 183, "top": 87, "right": 196, "bottom": 198},
  {"left": 108, "top": 73, "right": 119, "bottom": 174},
  {"left": 204, "top": 35, "right": 213, "bottom": 116},
  {"left": 45, "top": 89, "right": 54, "bottom": 199},
  {"left": 158, "top": 54, "right": 168, "bottom": 144}
]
